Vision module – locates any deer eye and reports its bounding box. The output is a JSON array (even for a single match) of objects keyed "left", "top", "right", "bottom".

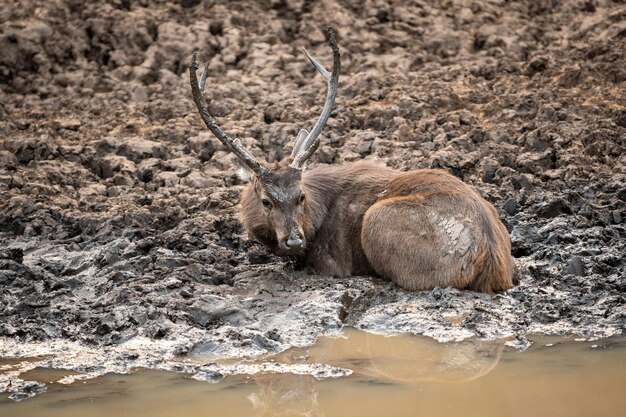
[
  {"left": 261, "top": 198, "right": 272, "bottom": 209},
  {"left": 298, "top": 194, "right": 306, "bottom": 205}
]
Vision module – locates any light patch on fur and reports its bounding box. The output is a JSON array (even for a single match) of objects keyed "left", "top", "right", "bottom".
[
  {"left": 434, "top": 215, "right": 473, "bottom": 262},
  {"left": 237, "top": 167, "right": 254, "bottom": 182}
]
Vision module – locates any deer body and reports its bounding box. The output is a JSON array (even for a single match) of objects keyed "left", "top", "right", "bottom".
[
  {"left": 240, "top": 160, "right": 514, "bottom": 293},
  {"left": 190, "top": 27, "right": 515, "bottom": 293}
]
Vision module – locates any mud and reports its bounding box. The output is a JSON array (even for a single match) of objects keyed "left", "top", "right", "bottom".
[{"left": 0, "top": 0, "right": 625, "bottom": 401}]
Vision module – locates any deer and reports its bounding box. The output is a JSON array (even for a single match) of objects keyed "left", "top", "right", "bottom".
[{"left": 189, "top": 27, "right": 515, "bottom": 293}]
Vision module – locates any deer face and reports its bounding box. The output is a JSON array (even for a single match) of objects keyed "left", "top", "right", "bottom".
[
  {"left": 241, "top": 167, "right": 310, "bottom": 255},
  {"left": 189, "top": 26, "right": 339, "bottom": 256}
]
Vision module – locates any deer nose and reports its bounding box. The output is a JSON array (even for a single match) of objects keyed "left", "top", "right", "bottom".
[
  {"left": 286, "top": 229, "right": 303, "bottom": 249},
  {"left": 286, "top": 236, "right": 303, "bottom": 249}
]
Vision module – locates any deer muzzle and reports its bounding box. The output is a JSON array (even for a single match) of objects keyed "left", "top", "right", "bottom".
[{"left": 284, "top": 228, "right": 305, "bottom": 252}]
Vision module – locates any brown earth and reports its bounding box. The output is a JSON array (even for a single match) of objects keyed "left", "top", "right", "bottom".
[{"left": 0, "top": 0, "right": 625, "bottom": 400}]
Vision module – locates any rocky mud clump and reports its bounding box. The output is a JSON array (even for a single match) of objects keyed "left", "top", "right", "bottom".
[{"left": 1, "top": 0, "right": 624, "bottom": 401}]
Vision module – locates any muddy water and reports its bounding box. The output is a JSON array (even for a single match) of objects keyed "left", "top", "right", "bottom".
[{"left": 1, "top": 330, "right": 625, "bottom": 417}]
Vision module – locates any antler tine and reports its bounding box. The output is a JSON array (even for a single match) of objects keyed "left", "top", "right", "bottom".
[
  {"left": 189, "top": 52, "right": 269, "bottom": 178},
  {"left": 290, "top": 26, "right": 340, "bottom": 170}
]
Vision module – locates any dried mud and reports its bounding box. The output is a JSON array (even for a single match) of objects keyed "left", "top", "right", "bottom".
[{"left": 1, "top": 0, "right": 625, "bottom": 401}]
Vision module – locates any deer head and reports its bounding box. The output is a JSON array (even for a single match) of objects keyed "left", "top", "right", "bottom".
[{"left": 189, "top": 26, "right": 340, "bottom": 254}]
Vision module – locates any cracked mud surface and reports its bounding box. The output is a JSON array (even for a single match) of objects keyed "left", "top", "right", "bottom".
[{"left": 1, "top": 0, "right": 625, "bottom": 401}]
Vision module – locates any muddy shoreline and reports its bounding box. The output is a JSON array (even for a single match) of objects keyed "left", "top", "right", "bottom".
[{"left": 1, "top": 0, "right": 625, "bottom": 401}]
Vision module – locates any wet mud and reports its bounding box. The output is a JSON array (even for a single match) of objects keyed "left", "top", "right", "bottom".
[{"left": 1, "top": 0, "right": 625, "bottom": 401}]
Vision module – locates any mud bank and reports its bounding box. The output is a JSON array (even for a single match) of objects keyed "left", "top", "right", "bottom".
[{"left": 1, "top": 0, "right": 625, "bottom": 401}]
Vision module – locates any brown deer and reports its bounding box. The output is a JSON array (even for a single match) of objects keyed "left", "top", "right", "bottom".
[{"left": 189, "top": 27, "right": 515, "bottom": 293}]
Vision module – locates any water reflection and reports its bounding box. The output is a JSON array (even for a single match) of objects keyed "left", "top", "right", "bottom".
[
  {"left": 364, "top": 333, "right": 505, "bottom": 383},
  {"left": 272, "top": 329, "right": 506, "bottom": 383},
  {"left": 245, "top": 330, "right": 506, "bottom": 416},
  {"left": 247, "top": 375, "right": 323, "bottom": 417}
]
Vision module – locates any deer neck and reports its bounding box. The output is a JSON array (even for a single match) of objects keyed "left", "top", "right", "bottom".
[{"left": 301, "top": 167, "right": 351, "bottom": 237}]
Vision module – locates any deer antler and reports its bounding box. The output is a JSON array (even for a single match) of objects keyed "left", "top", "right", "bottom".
[
  {"left": 290, "top": 26, "right": 341, "bottom": 170},
  {"left": 189, "top": 52, "right": 269, "bottom": 178}
]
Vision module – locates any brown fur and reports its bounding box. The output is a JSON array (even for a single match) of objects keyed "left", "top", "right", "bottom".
[{"left": 240, "top": 160, "right": 515, "bottom": 293}]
